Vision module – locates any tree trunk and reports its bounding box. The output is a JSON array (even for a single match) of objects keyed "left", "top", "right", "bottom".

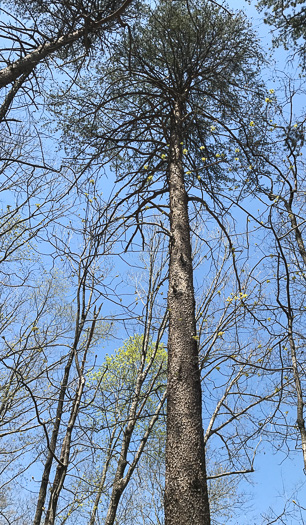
[
  {"left": 33, "top": 349, "right": 74, "bottom": 525},
  {"left": 43, "top": 375, "right": 85, "bottom": 525},
  {"left": 165, "top": 100, "right": 210, "bottom": 525}
]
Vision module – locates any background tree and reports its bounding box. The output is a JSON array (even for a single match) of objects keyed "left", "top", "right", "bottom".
[
  {"left": 0, "top": 180, "right": 116, "bottom": 524},
  {"left": 33, "top": 225, "right": 169, "bottom": 525},
  {"left": 232, "top": 81, "right": 306, "bottom": 472}
]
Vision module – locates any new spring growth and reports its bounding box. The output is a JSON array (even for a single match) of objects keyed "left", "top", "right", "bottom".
[{"left": 226, "top": 292, "right": 248, "bottom": 302}]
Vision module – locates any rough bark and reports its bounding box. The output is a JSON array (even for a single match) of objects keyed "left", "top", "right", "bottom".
[{"left": 164, "top": 100, "right": 210, "bottom": 525}]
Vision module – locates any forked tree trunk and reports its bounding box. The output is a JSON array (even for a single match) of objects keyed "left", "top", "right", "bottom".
[
  {"left": 165, "top": 100, "right": 210, "bottom": 525},
  {"left": 33, "top": 349, "right": 75, "bottom": 525}
]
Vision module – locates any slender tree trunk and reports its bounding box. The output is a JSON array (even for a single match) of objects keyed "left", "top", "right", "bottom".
[
  {"left": 165, "top": 100, "right": 210, "bottom": 525},
  {"left": 43, "top": 374, "right": 85, "bottom": 525},
  {"left": 89, "top": 426, "right": 117, "bottom": 525},
  {"left": 271, "top": 214, "right": 306, "bottom": 472},
  {"left": 284, "top": 199, "right": 306, "bottom": 468},
  {"left": 33, "top": 349, "right": 74, "bottom": 525},
  {"left": 103, "top": 381, "right": 167, "bottom": 525},
  {"left": 43, "top": 307, "right": 99, "bottom": 525}
]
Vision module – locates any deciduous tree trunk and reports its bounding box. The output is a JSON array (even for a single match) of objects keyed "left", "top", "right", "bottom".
[
  {"left": 33, "top": 349, "right": 74, "bottom": 525},
  {"left": 165, "top": 100, "right": 210, "bottom": 525}
]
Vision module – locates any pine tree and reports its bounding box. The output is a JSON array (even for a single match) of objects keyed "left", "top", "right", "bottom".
[{"left": 51, "top": 2, "right": 267, "bottom": 523}]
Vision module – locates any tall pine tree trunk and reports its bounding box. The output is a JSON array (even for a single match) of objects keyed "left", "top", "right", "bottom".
[{"left": 165, "top": 100, "right": 210, "bottom": 525}]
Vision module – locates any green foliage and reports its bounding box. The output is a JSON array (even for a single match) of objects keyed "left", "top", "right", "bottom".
[
  {"left": 86, "top": 333, "right": 166, "bottom": 433},
  {"left": 50, "top": 0, "right": 267, "bottom": 197},
  {"left": 89, "top": 333, "right": 166, "bottom": 384},
  {"left": 0, "top": 0, "right": 139, "bottom": 70},
  {"left": 67, "top": 335, "right": 167, "bottom": 521},
  {"left": 2, "top": 0, "right": 134, "bottom": 33}
]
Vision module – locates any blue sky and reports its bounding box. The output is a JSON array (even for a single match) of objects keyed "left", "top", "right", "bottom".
[
  {"left": 1, "top": 1, "right": 306, "bottom": 522},
  {"left": 217, "top": 2, "right": 306, "bottom": 522}
]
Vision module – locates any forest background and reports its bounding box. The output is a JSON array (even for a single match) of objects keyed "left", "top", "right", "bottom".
[{"left": 0, "top": 0, "right": 306, "bottom": 524}]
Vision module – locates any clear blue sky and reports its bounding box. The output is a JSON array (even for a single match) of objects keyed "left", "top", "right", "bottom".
[
  {"left": 4, "top": 1, "right": 304, "bottom": 521},
  {"left": 222, "top": 2, "right": 306, "bottom": 523}
]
